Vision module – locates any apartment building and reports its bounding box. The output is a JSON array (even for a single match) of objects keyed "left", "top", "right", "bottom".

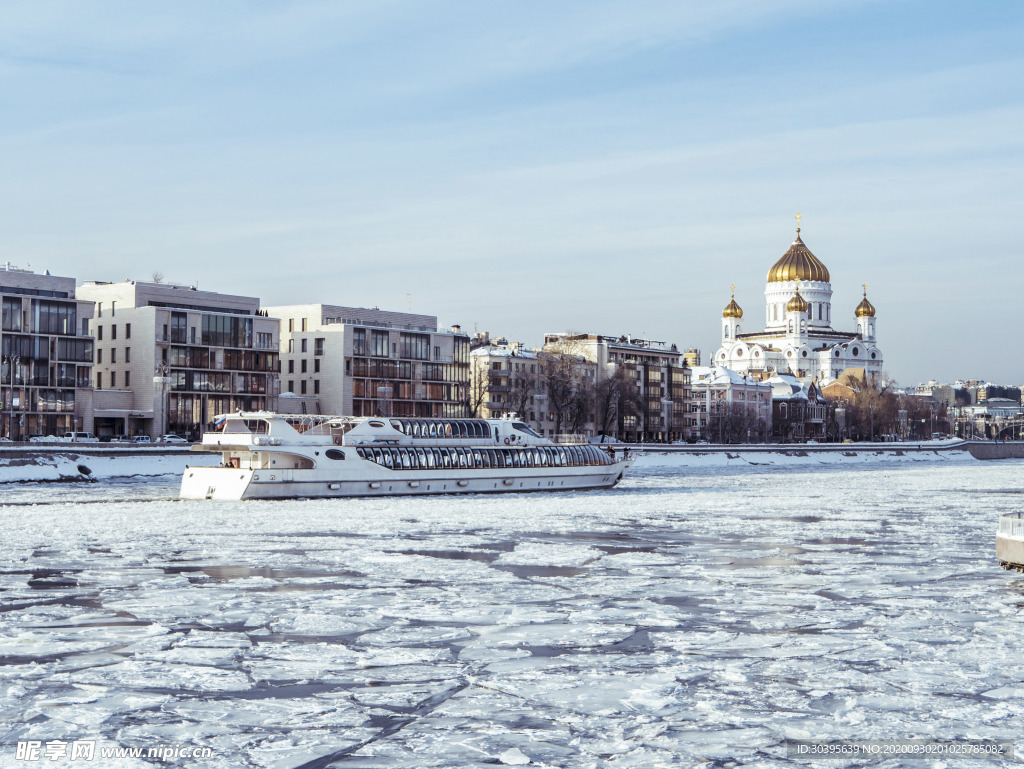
[
  {"left": 542, "top": 333, "right": 691, "bottom": 442},
  {"left": 690, "top": 366, "right": 773, "bottom": 443},
  {"left": 1, "top": 265, "right": 95, "bottom": 439},
  {"left": 264, "top": 304, "right": 470, "bottom": 418},
  {"left": 77, "top": 281, "right": 279, "bottom": 440}
]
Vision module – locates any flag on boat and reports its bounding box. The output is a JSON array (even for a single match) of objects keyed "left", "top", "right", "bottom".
[{"left": 215, "top": 416, "right": 227, "bottom": 430}]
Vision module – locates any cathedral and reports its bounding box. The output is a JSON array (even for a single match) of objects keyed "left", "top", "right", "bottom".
[{"left": 713, "top": 217, "right": 883, "bottom": 383}]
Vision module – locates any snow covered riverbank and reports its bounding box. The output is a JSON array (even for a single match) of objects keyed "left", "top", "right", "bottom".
[{"left": 0, "top": 450, "right": 217, "bottom": 483}]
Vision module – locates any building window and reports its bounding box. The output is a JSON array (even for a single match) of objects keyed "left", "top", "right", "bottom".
[
  {"left": 371, "top": 330, "right": 389, "bottom": 357},
  {"left": 96, "top": 373, "right": 102, "bottom": 389},
  {"left": 301, "top": 318, "right": 307, "bottom": 332},
  {"left": 111, "top": 301, "right": 116, "bottom": 316},
  {"left": 97, "top": 349, "right": 102, "bottom": 364},
  {"left": 125, "top": 347, "right": 130, "bottom": 363},
  {"left": 352, "top": 328, "right": 367, "bottom": 355},
  {"left": 301, "top": 359, "right": 307, "bottom": 374},
  {"left": 314, "top": 380, "right": 320, "bottom": 394},
  {"left": 434, "top": 346, "right": 441, "bottom": 360},
  {"left": 110, "top": 372, "right": 116, "bottom": 388},
  {"left": 111, "top": 349, "right": 116, "bottom": 364},
  {"left": 125, "top": 371, "right": 130, "bottom": 387},
  {"left": 301, "top": 339, "right": 307, "bottom": 354},
  {"left": 125, "top": 323, "right": 131, "bottom": 339},
  {"left": 191, "top": 327, "right": 196, "bottom": 344},
  {"left": 112, "top": 325, "right": 117, "bottom": 340},
  {"left": 288, "top": 360, "right": 294, "bottom": 374},
  {"left": 300, "top": 380, "right": 307, "bottom": 394},
  {"left": 315, "top": 338, "right": 324, "bottom": 356},
  {"left": 288, "top": 380, "right": 294, "bottom": 392},
  {"left": 288, "top": 319, "right": 294, "bottom": 332},
  {"left": 97, "top": 326, "right": 103, "bottom": 340},
  {"left": 288, "top": 339, "right": 294, "bottom": 353},
  {"left": 314, "top": 359, "right": 320, "bottom": 374}
]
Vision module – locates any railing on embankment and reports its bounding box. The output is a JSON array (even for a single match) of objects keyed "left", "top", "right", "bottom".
[{"left": 616, "top": 439, "right": 1024, "bottom": 461}]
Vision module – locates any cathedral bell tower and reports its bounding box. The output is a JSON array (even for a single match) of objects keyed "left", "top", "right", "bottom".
[
  {"left": 855, "top": 284, "right": 876, "bottom": 341},
  {"left": 722, "top": 285, "right": 743, "bottom": 343}
]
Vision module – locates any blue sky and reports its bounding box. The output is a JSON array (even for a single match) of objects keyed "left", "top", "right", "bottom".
[{"left": 3, "top": 1, "right": 1022, "bottom": 386}]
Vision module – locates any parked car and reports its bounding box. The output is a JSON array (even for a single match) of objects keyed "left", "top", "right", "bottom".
[
  {"left": 65, "top": 432, "right": 99, "bottom": 442},
  {"left": 108, "top": 435, "right": 132, "bottom": 443},
  {"left": 131, "top": 435, "right": 152, "bottom": 443},
  {"left": 159, "top": 435, "right": 188, "bottom": 444}
]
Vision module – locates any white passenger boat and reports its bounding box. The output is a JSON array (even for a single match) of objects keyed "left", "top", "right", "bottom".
[
  {"left": 997, "top": 513, "right": 1024, "bottom": 572},
  {"left": 180, "top": 412, "right": 633, "bottom": 500}
]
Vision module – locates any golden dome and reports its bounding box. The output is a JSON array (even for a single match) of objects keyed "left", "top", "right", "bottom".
[
  {"left": 855, "top": 286, "right": 875, "bottom": 317},
  {"left": 767, "top": 228, "right": 830, "bottom": 283},
  {"left": 786, "top": 286, "right": 808, "bottom": 313},
  {"left": 722, "top": 286, "right": 743, "bottom": 318}
]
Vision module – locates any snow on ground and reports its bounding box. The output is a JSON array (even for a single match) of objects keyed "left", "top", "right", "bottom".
[
  {"left": 0, "top": 458, "right": 1022, "bottom": 768},
  {"left": 0, "top": 451, "right": 218, "bottom": 483}
]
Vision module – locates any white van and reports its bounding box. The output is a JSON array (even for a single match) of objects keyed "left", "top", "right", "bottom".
[{"left": 66, "top": 432, "right": 99, "bottom": 442}]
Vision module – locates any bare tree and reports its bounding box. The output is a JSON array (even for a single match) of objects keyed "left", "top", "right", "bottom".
[
  {"left": 539, "top": 335, "right": 593, "bottom": 437},
  {"left": 152, "top": 271, "right": 165, "bottom": 284}
]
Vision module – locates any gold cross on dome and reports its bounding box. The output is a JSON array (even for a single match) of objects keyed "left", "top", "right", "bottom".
[
  {"left": 863, "top": 282, "right": 868, "bottom": 295},
  {"left": 795, "top": 211, "right": 803, "bottom": 229},
  {"left": 730, "top": 283, "right": 736, "bottom": 296}
]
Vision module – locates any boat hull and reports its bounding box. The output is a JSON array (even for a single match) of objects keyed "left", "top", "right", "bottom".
[{"left": 180, "top": 461, "right": 632, "bottom": 500}]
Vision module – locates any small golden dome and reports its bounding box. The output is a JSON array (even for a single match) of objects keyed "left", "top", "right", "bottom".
[
  {"left": 786, "top": 286, "right": 808, "bottom": 313},
  {"left": 855, "top": 286, "right": 875, "bottom": 317},
  {"left": 722, "top": 286, "right": 743, "bottom": 318},
  {"left": 767, "top": 228, "right": 830, "bottom": 283}
]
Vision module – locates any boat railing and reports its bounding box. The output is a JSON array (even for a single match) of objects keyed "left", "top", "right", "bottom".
[
  {"left": 998, "top": 513, "right": 1024, "bottom": 539},
  {"left": 553, "top": 434, "right": 588, "bottom": 445}
]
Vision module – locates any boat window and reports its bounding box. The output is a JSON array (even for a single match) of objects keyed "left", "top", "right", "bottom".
[
  {"left": 511, "top": 422, "right": 542, "bottom": 438},
  {"left": 472, "top": 450, "right": 482, "bottom": 467},
  {"left": 325, "top": 449, "right": 346, "bottom": 461},
  {"left": 415, "top": 448, "right": 426, "bottom": 467},
  {"left": 222, "top": 419, "right": 250, "bottom": 434},
  {"left": 383, "top": 450, "right": 394, "bottom": 468},
  {"left": 427, "top": 422, "right": 437, "bottom": 438},
  {"left": 369, "top": 420, "right": 386, "bottom": 428},
  {"left": 481, "top": 450, "right": 491, "bottom": 468},
  {"left": 390, "top": 419, "right": 404, "bottom": 433},
  {"left": 242, "top": 419, "right": 271, "bottom": 434},
  {"left": 398, "top": 448, "right": 410, "bottom": 468}
]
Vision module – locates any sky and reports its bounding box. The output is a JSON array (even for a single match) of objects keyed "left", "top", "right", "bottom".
[{"left": 2, "top": 1, "right": 1022, "bottom": 386}]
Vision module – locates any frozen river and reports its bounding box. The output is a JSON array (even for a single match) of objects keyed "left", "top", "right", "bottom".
[{"left": 1, "top": 455, "right": 1022, "bottom": 768}]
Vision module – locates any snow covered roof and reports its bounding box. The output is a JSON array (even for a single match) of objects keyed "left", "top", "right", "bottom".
[
  {"left": 470, "top": 346, "right": 537, "bottom": 359},
  {"left": 691, "top": 366, "right": 767, "bottom": 388},
  {"left": 766, "top": 373, "right": 810, "bottom": 401}
]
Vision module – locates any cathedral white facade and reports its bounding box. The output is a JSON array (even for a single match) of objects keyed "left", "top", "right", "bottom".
[{"left": 713, "top": 223, "right": 883, "bottom": 383}]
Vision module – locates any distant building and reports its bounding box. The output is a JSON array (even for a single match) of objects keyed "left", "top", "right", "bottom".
[
  {"left": 469, "top": 337, "right": 543, "bottom": 421},
  {"left": 1, "top": 265, "right": 95, "bottom": 440},
  {"left": 714, "top": 219, "right": 883, "bottom": 383},
  {"left": 264, "top": 304, "right": 470, "bottom": 418},
  {"left": 77, "top": 280, "right": 280, "bottom": 440},
  {"left": 689, "top": 366, "right": 772, "bottom": 442},
  {"left": 767, "top": 373, "right": 828, "bottom": 442},
  {"left": 542, "top": 333, "right": 690, "bottom": 442}
]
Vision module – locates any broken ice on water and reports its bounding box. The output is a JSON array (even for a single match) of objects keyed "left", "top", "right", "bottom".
[{"left": 1, "top": 454, "right": 1022, "bottom": 767}]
